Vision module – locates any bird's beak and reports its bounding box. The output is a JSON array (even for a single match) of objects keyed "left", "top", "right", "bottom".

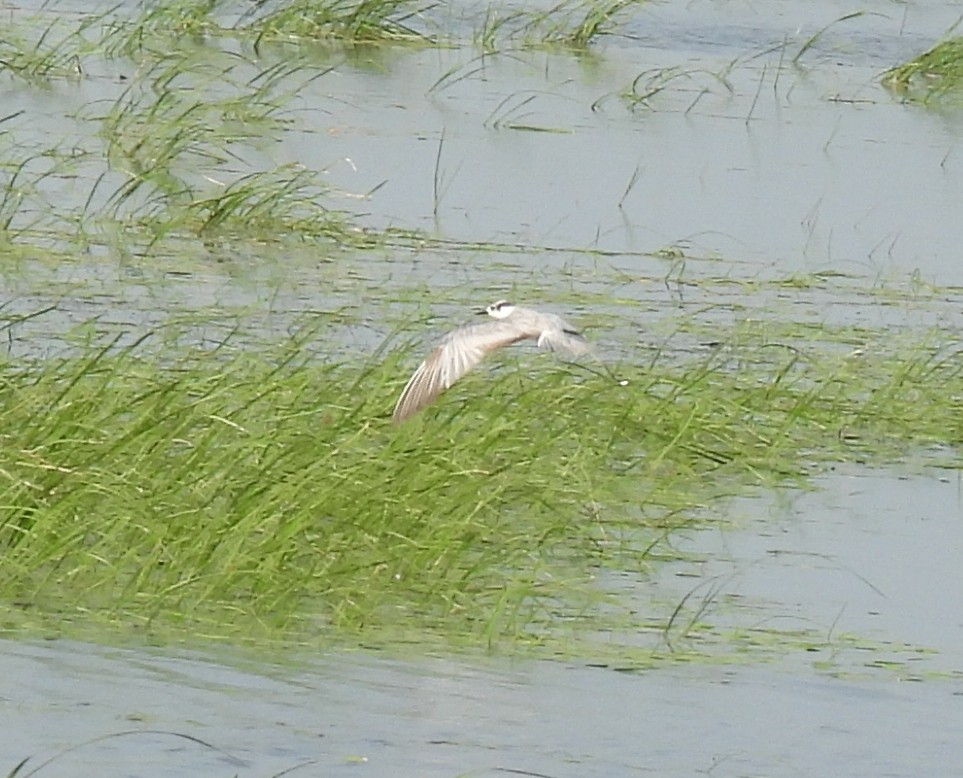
[{"left": 475, "top": 308, "right": 488, "bottom": 316}]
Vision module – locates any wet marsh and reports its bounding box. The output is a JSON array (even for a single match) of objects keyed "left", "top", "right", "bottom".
[
  {"left": 4, "top": 0, "right": 963, "bottom": 774},
  {"left": 2, "top": 304, "right": 961, "bottom": 655}
]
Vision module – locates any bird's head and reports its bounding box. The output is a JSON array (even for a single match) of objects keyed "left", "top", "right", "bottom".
[{"left": 483, "top": 300, "right": 516, "bottom": 319}]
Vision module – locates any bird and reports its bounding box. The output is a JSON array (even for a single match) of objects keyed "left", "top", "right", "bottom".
[{"left": 392, "top": 300, "right": 591, "bottom": 422}]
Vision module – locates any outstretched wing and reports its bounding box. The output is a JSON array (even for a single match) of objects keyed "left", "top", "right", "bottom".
[
  {"left": 537, "top": 324, "right": 592, "bottom": 357},
  {"left": 393, "top": 319, "right": 536, "bottom": 422}
]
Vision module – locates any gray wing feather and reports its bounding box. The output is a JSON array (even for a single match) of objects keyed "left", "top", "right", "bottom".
[
  {"left": 537, "top": 326, "right": 592, "bottom": 356},
  {"left": 393, "top": 319, "right": 537, "bottom": 422}
]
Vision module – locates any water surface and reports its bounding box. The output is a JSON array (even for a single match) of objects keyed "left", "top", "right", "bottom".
[{"left": 3, "top": 0, "right": 963, "bottom": 775}]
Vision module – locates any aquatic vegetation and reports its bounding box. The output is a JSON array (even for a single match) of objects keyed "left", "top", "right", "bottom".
[
  {"left": 187, "top": 165, "right": 357, "bottom": 240},
  {"left": 882, "top": 36, "right": 963, "bottom": 102},
  {"left": 791, "top": 10, "right": 867, "bottom": 66},
  {"left": 237, "top": 0, "right": 431, "bottom": 45},
  {"left": 541, "top": 0, "right": 635, "bottom": 48},
  {"left": 96, "top": 52, "right": 291, "bottom": 184},
  {"left": 94, "top": 58, "right": 357, "bottom": 244},
  {"left": 0, "top": 13, "right": 108, "bottom": 83},
  {"left": 0, "top": 311, "right": 960, "bottom": 653},
  {"left": 0, "top": 33, "right": 363, "bottom": 249},
  {"left": 100, "top": 0, "right": 223, "bottom": 58},
  {"left": 108, "top": 0, "right": 630, "bottom": 52},
  {"left": 101, "top": 0, "right": 433, "bottom": 53},
  {"left": 618, "top": 66, "right": 707, "bottom": 110},
  {"left": 0, "top": 134, "right": 99, "bottom": 244},
  {"left": 612, "top": 62, "right": 741, "bottom": 113},
  {"left": 477, "top": 0, "right": 632, "bottom": 52},
  {"left": 0, "top": 0, "right": 643, "bottom": 254},
  {"left": 5, "top": 730, "right": 235, "bottom": 778},
  {"left": 0, "top": 0, "right": 960, "bottom": 672}
]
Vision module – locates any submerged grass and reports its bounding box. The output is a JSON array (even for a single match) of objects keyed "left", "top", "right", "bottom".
[
  {"left": 0, "top": 13, "right": 108, "bottom": 83},
  {"left": 1, "top": 315, "right": 961, "bottom": 653}
]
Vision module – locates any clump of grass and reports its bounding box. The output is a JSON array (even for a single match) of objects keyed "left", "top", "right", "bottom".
[
  {"left": 882, "top": 36, "right": 963, "bottom": 102},
  {"left": 96, "top": 54, "right": 290, "bottom": 184},
  {"left": 477, "top": 0, "right": 632, "bottom": 52},
  {"left": 186, "top": 164, "right": 356, "bottom": 240},
  {"left": 237, "top": 0, "right": 431, "bottom": 45},
  {"left": 102, "top": 0, "right": 433, "bottom": 56},
  {"left": 1, "top": 315, "right": 962, "bottom": 653},
  {"left": 0, "top": 324, "right": 636, "bottom": 646},
  {"left": 0, "top": 17, "right": 380, "bottom": 254},
  {"left": 0, "top": 13, "right": 108, "bottom": 83},
  {"left": 88, "top": 49, "right": 364, "bottom": 246},
  {"left": 542, "top": 0, "right": 634, "bottom": 48},
  {"left": 100, "top": 0, "right": 223, "bottom": 58}
]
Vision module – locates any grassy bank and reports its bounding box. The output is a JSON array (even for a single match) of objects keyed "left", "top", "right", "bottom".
[{"left": 0, "top": 316, "right": 960, "bottom": 653}]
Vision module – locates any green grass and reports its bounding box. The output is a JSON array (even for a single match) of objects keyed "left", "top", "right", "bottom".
[
  {"left": 93, "top": 49, "right": 354, "bottom": 242},
  {"left": 0, "top": 6, "right": 431, "bottom": 255},
  {"left": 882, "top": 36, "right": 963, "bottom": 103},
  {"left": 477, "top": 0, "right": 633, "bottom": 52},
  {"left": 100, "top": 0, "right": 224, "bottom": 57},
  {"left": 0, "top": 13, "right": 108, "bottom": 83},
  {"left": 3, "top": 41, "right": 364, "bottom": 251},
  {"left": 237, "top": 0, "right": 430, "bottom": 45},
  {"left": 101, "top": 0, "right": 431, "bottom": 53},
  {"left": 0, "top": 0, "right": 643, "bottom": 256},
  {"left": 103, "top": 0, "right": 631, "bottom": 51},
  {"left": 1, "top": 314, "right": 961, "bottom": 654},
  {"left": 616, "top": 65, "right": 736, "bottom": 112},
  {"left": 7, "top": 0, "right": 635, "bottom": 72},
  {"left": 1, "top": 2, "right": 961, "bottom": 666}
]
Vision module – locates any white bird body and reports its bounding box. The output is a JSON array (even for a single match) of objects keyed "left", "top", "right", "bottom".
[{"left": 393, "top": 301, "right": 590, "bottom": 422}]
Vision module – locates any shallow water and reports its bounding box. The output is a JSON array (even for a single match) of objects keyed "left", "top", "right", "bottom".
[
  {"left": 637, "top": 465, "right": 963, "bottom": 675},
  {"left": 4, "top": 0, "right": 963, "bottom": 775},
  {"left": 276, "top": 0, "right": 963, "bottom": 282},
  {"left": 4, "top": 467, "right": 962, "bottom": 777},
  {"left": 4, "top": 0, "right": 963, "bottom": 354},
  {"left": 4, "top": 0, "right": 963, "bottom": 296}
]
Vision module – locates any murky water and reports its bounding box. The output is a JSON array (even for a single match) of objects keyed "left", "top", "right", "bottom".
[
  {"left": 4, "top": 0, "right": 963, "bottom": 774},
  {"left": 3, "top": 472, "right": 961, "bottom": 774},
  {"left": 642, "top": 465, "right": 963, "bottom": 673},
  {"left": 5, "top": 0, "right": 963, "bottom": 344},
  {"left": 4, "top": 529, "right": 963, "bottom": 778},
  {"left": 281, "top": 0, "right": 963, "bottom": 282}
]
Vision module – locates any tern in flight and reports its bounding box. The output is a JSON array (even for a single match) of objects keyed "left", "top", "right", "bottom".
[{"left": 393, "top": 300, "right": 591, "bottom": 422}]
